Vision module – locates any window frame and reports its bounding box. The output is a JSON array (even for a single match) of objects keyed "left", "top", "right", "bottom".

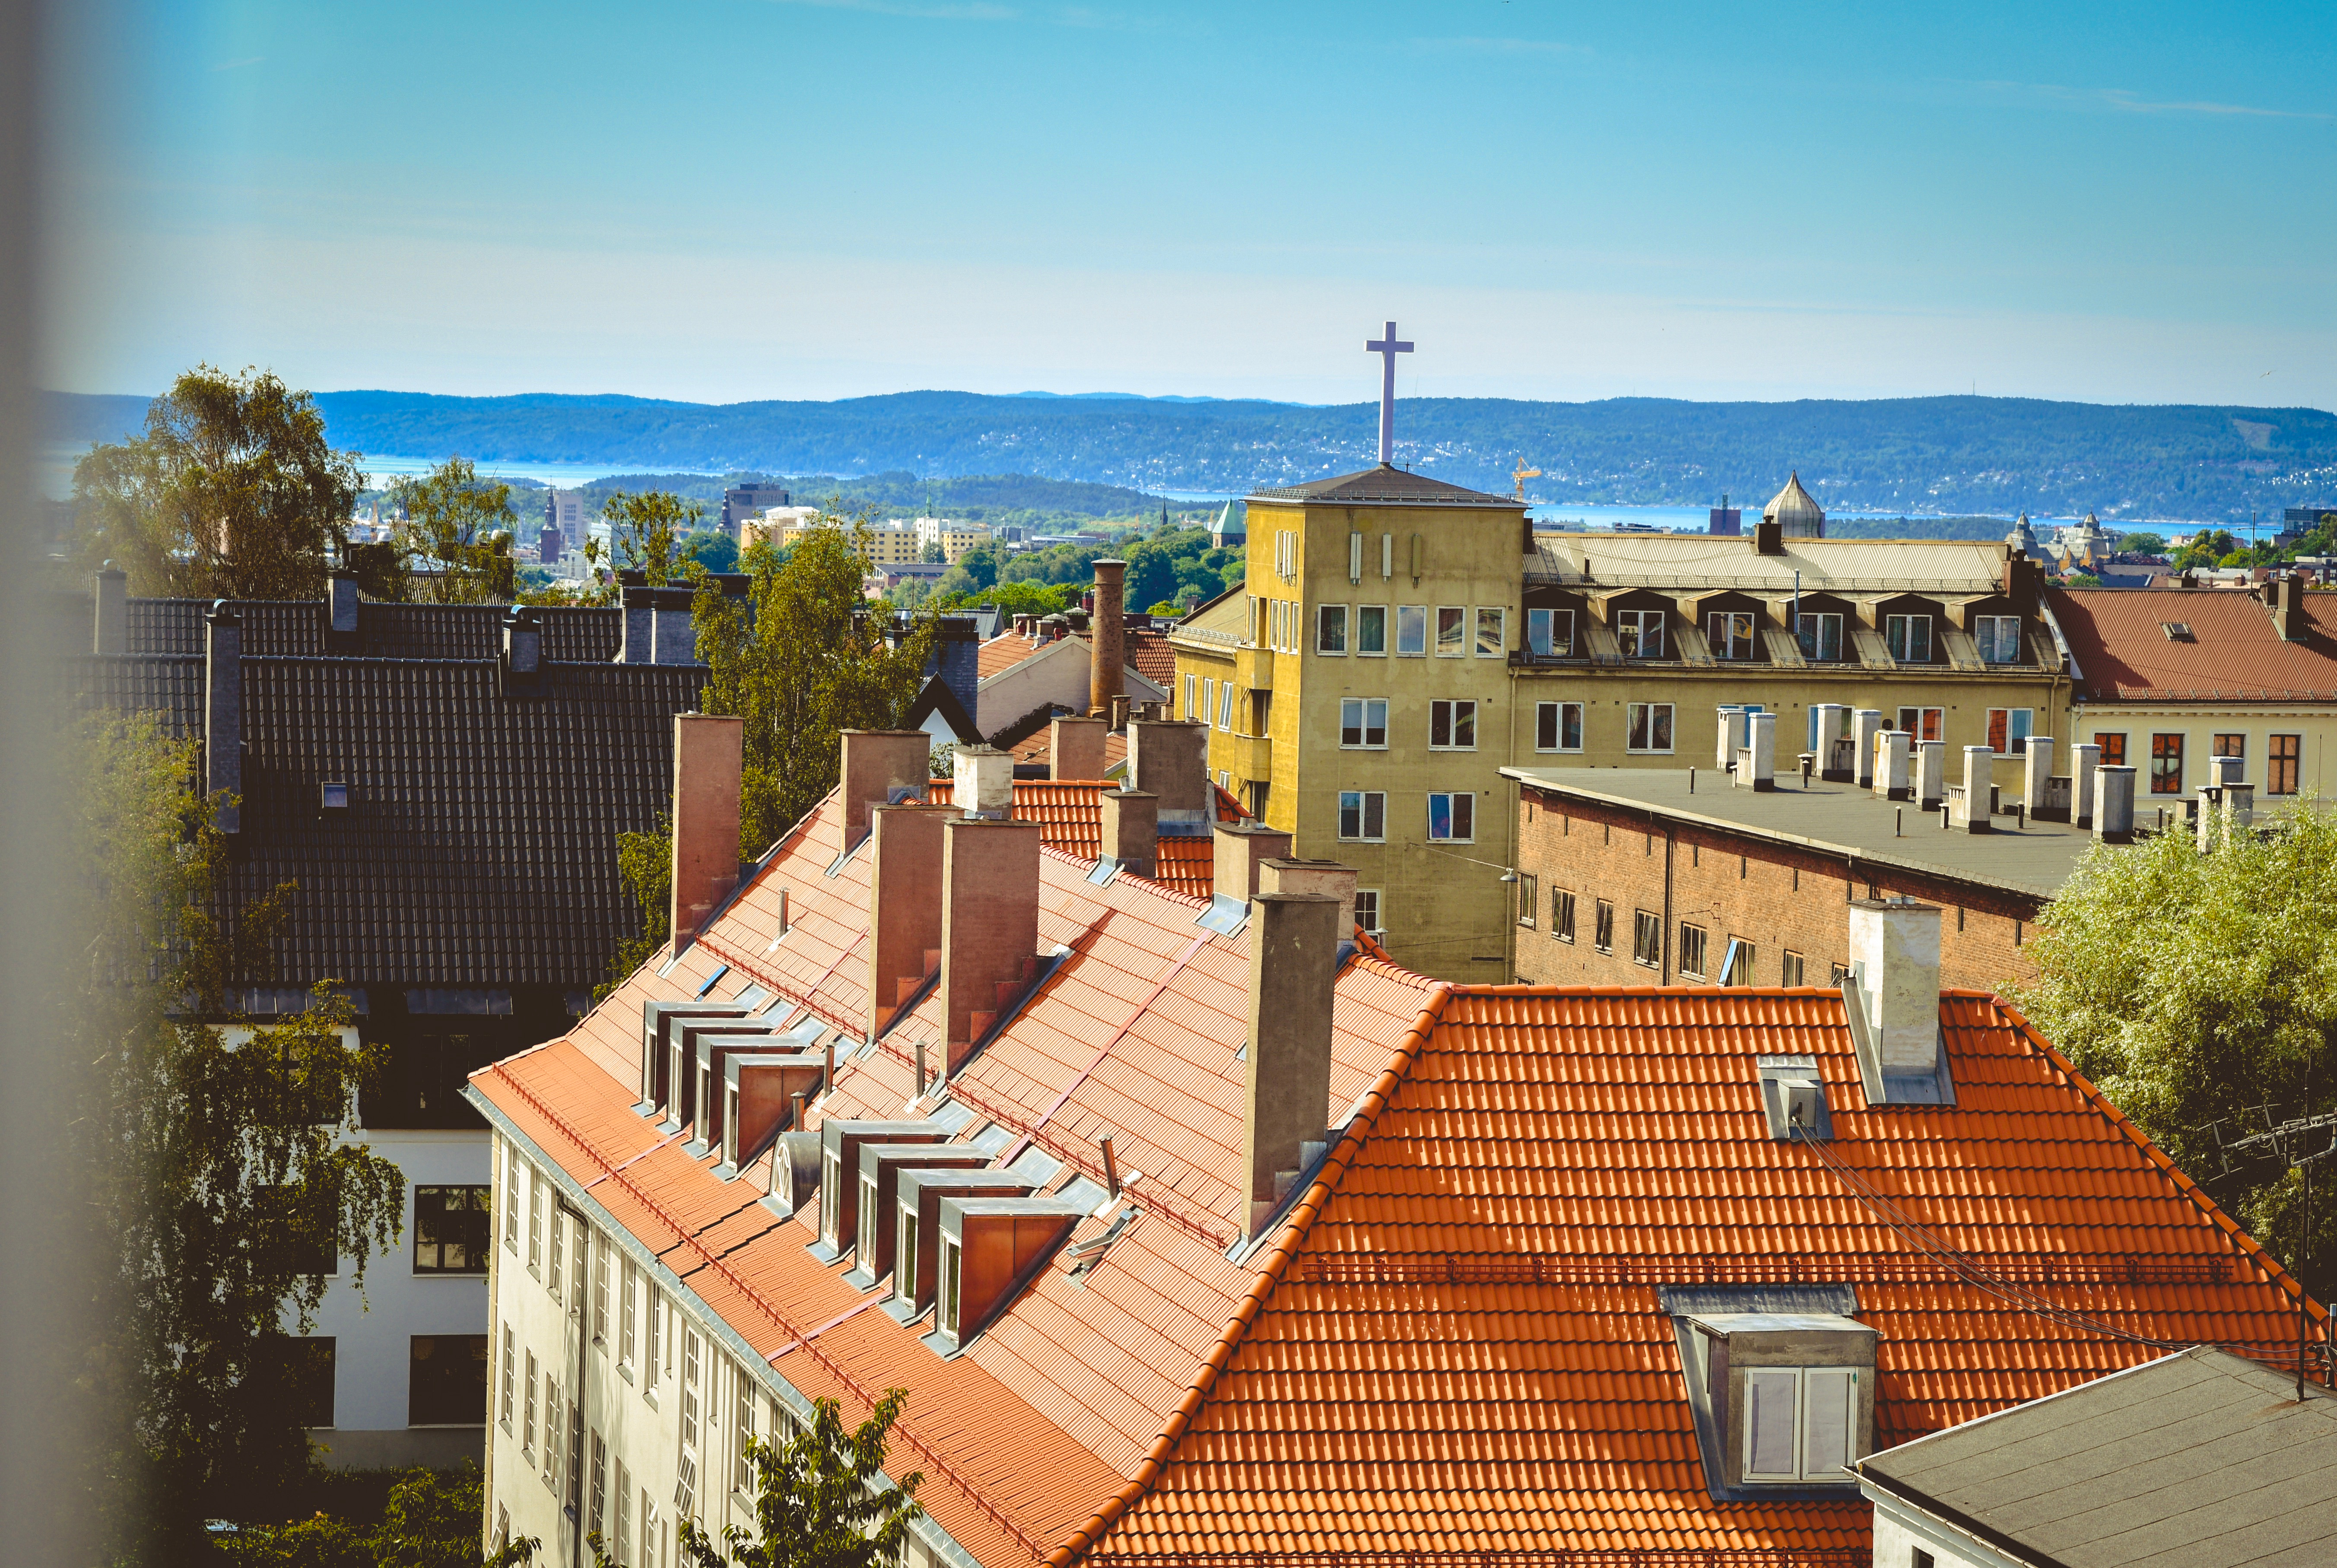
[
  {"left": 413, "top": 1184, "right": 490, "bottom": 1276},
  {"left": 1353, "top": 888, "right": 1382, "bottom": 937},
  {"left": 1616, "top": 607, "right": 1666, "bottom": 660},
  {"left": 1337, "top": 790, "right": 1387, "bottom": 843},
  {"left": 1217, "top": 680, "right": 1235, "bottom": 732},
  {"left": 1552, "top": 889, "right": 1576, "bottom": 944},
  {"left": 1895, "top": 706, "right": 1943, "bottom": 742},
  {"left": 1721, "top": 937, "right": 1754, "bottom": 987},
  {"left": 1986, "top": 707, "right": 2035, "bottom": 755},
  {"left": 1526, "top": 606, "right": 1575, "bottom": 657},
  {"left": 1973, "top": 613, "right": 2023, "bottom": 663},
  {"left": 2269, "top": 733, "right": 2302, "bottom": 795},
  {"left": 1593, "top": 899, "right": 1615, "bottom": 955},
  {"left": 1429, "top": 698, "right": 1478, "bottom": 750},
  {"left": 1706, "top": 610, "right": 1757, "bottom": 660},
  {"left": 1475, "top": 606, "right": 1506, "bottom": 657},
  {"left": 1515, "top": 872, "right": 1538, "bottom": 929},
  {"left": 1742, "top": 1365, "right": 1863, "bottom": 1484},
  {"left": 2150, "top": 732, "right": 2185, "bottom": 795},
  {"left": 1795, "top": 612, "right": 1843, "bottom": 662},
  {"left": 1316, "top": 603, "right": 1349, "bottom": 655},
  {"left": 1435, "top": 606, "right": 1467, "bottom": 657},
  {"left": 1632, "top": 910, "right": 1662, "bottom": 969},
  {"left": 1678, "top": 922, "right": 1708, "bottom": 980},
  {"left": 1626, "top": 701, "right": 1677, "bottom": 755},
  {"left": 1395, "top": 604, "right": 1429, "bottom": 656},
  {"left": 1884, "top": 613, "right": 1933, "bottom": 663},
  {"left": 2211, "top": 732, "right": 2246, "bottom": 763},
  {"left": 1426, "top": 791, "right": 1475, "bottom": 844},
  {"left": 1536, "top": 700, "right": 1584, "bottom": 753},
  {"left": 1781, "top": 950, "right": 1805, "bottom": 987},
  {"left": 1356, "top": 604, "right": 1387, "bottom": 656},
  {"left": 1339, "top": 698, "right": 1389, "bottom": 749}
]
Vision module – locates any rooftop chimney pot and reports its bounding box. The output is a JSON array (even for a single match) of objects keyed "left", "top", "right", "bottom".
[
  {"left": 953, "top": 743, "right": 1014, "bottom": 820},
  {"left": 1089, "top": 559, "right": 1127, "bottom": 719},
  {"left": 1048, "top": 715, "right": 1108, "bottom": 781},
  {"left": 1850, "top": 710, "right": 1883, "bottom": 789},
  {"left": 2093, "top": 765, "right": 2137, "bottom": 844},
  {"left": 1213, "top": 821, "right": 1295, "bottom": 904},
  {"left": 1257, "top": 858, "right": 1358, "bottom": 939},
  {"left": 95, "top": 568, "right": 128, "bottom": 654},
  {"left": 1128, "top": 718, "right": 1210, "bottom": 826},
  {"left": 1244, "top": 891, "right": 1342, "bottom": 1237},
  {"left": 838, "top": 730, "right": 931, "bottom": 849},
  {"left": 866, "top": 803, "right": 954, "bottom": 1040},
  {"left": 1847, "top": 898, "right": 1942, "bottom": 1076},
  {"left": 1099, "top": 787, "right": 1159, "bottom": 879},
  {"left": 938, "top": 816, "right": 1045, "bottom": 1077},
  {"left": 329, "top": 569, "right": 360, "bottom": 635},
  {"left": 670, "top": 714, "right": 745, "bottom": 955}
]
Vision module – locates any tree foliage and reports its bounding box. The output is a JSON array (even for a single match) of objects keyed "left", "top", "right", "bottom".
[
  {"left": 64, "top": 714, "right": 406, "bottom": 1558},
  {"left": 70, "top": 365, "right": 362, "bottom": 600},
  {"left": 2014, "top": 807, "right": 2337, "bottom": 1308},
  {"left": 691, "top": 516, "right": 939, "bottom": 854},
  {"left": 218, "top": 1466, "right": 537, "bottom": 1568},
  {"left": 604, "top": 490, "right": 702, "bottom": 587},
  {"left": 386, "top": 459, "right": 518, "bottom": 604},
  {"left": 652, "top": 1391, "right": 921, "bottom": 1568},
  {"left": 598, "top": 813, "right": 672, "bottom": 1003}
]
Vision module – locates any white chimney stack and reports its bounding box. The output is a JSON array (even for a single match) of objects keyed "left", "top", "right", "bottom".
[
  {"left": 2070, "top": 743, "right": 2101, "bottom": 828},
  {"left": 1851, "top": 709, "right": 1883, "bottom": 788},
  {"left": 1915, "top": 740, "right": 1946, "bottom": 811},
  {"left": 1873, "top": 729, "right": 1911, "bottom": 801},
  {"left": 1953, "top": 745, "right": 1994, "bottom": 832},
  {"left": 1734, "top": 711, "right": 1776, "bottom": 791},
  {"left": 2023, "top": 735, "right": 2056, "bottom": 819},
  {"left": 952, "top": 743, "right": 1014, "bottom": 821},
  {"left": 2094, "top": 765, "right": 2137, "bottom": 844},
  {"left": 1847, "top": 898, "right": 1942, "bottom": 1076},
  {"left": 1717, "top": 707, "right": 1749, "bottom": 772}
]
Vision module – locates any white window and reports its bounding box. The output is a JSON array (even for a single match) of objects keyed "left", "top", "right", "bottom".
[
  {"left": 1526, "top": 607, "right": 1574, "bottom": 657},
  {"left": 1217, "top": 681, "right": 1235, "bottom": 731},
  {"left": 1988, "top": 707, "right": 2035, "bottom": 755},
  {"left": 619, "top": 1259, "right": 638, "bottom": 1368},
  {"left": 1395, "top": 605, "right": 1428, "bottom": 656},
  {"left": 1347, "top": 530, "right": 1363, "bottom": 583},
  {"left": 1202, "top": 678, "right": 1216, "bottom": 730},
  {"left": 542, "top": 1372, "right": 560, "bottom": 1485},
  {"left": 1536, "top": 701, "right": 1583, "bottom": 752},
  {"left": 1429, "top": 699, "right": 1477, "bottom": 749},
  {"left": 1338, "top": 790, "right": 1385, "bottom": 841},
  {"left": 1743, "top": 1367, "right": 1861, "bottom": 1482},
  {"left": 1183, "top": 673, "right": 1197, "bottom": 721},
  {"left": 940, "top": 1236, "right": 963, "bottom": 1337},
  {"left": 1475, "top": 606, "right": 1505, "bottom": 657},
  {"left": 1896, "top": 706, "right": 1943, "bottom": 742},
  {"left": 1616, "top": 608, "right": 1665, "bottom": 659},
  {"left": 1435, "top": 606, "right": 1466, "bottom": 655},
  {"left": 1974, "top": 614, "right": 2022, "bottom": 663},
  {"left": 1796, "top": 612, "right": 1843, "bottom": 661},
  {"left": 733, "top": 1359, "right": 756, "bottom": 1495},
  {"left": 1353, "top": 888, "right": 1381, "bottom": 936},
  {"left": 1706, "top": 611, "right": 1757, "bottom": 659},
  {"left": 499, "top": 1324, "right": 515, "bottom": 1431},
  {"left": 681, "top": 1327, "right": 701, "bottom": 1452},
  {"left": 1340, "top": 698, "right": 1388, "bottom": 748},
  {"left": 1356, "top": 604, "right": 1386, "bottom": 655},
  {"left": 1427, "top": 792, "right": 1474, "bottom": 843},
  {"left": 522, "top": 1352, "right": 537, "bottom": 1461},
  {"left": 592, "top": 1234, "right": 610, "bottom": 1349},
  {"left": 1627, "top": 702, "right": 1675, "bottom": 753},
  {"left": 527, "top": 1163, "right": 542, "bottom": 1274},
  {"left": 1885, "top": 613, "right": 1932, "bottom": 663},
  {"left": 1380, "top": 533, "right": 1393, "bottom": 578},
  {"left": 1317, "top": 603, "right": 1348, "bottom": 654},
  {"left": 643, "top": 1288, "right": 661, "bottom": 1398},
  {"left": 503, "top": 1143, "right": 521, "bottom": 1253},
  {"left": 615, "top": 1465, "right": 632, "bottom": 1566}
]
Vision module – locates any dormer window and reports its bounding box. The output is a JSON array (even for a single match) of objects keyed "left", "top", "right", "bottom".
[
  {"left": 1662, "top": 1287, "right": 1876, "bottom": 1500},
  {"left": 1743, "top": 1363, "right": 1862, "bottom": 1482},
  {"left": 320, "top": 781, "right": 350, "bottom": 810}
]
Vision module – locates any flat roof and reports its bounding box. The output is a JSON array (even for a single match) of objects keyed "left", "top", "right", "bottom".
[{"left": 1500, "top": 764, "right": 2101, "bottom": 900}]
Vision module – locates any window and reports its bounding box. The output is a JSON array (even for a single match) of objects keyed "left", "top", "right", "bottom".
[
  {"left": 591, "top": 1432, "right": 608, "bottom": 1543},
  {"left": 1526, "top": 607, "right": 1575, "bottom": 657},
  {"left": 593, "top": 1235, "right": 611, "bottom": 1348},
  {"left": 1986, "top": 707, "right": 2034, "bottom": 755},
  {"left": 1515, "top": 873, "right": 1538, "bottom": 928},
  {"left": 500, "top": 1324, "right": 515, "bottom": 1430},
  {"left": 1395, "top": 604, "right": 1428, "bottom": 655},
  {"left": 1973, "top": 614, "right": 2022, "bottom": 663},
  {"left": 1476, "top": 606, "right": 1505, "bottom": 657},
  {"left": 2212, "top": 733, "right": 2246, "bottom": 762},
  {"left": 615, "top": 1464, "right": 632, "bottom": 1568},
  {"left": 571, "top": 1216, "right": 587, "bottom": 1309},
  {"left": 644, "top": 1289, "right": 661, "bottom": 1397},
  {"left": 1552, "top": 889, "right": 1576, "bottom": 943},
  {"left": 1914, "top": 1553, "right": 1936, "bottom": 1568},
  {"left": 414, "top": 1185, "right": 489, "bottom": 1274},
  {"left": 1353, "top": 889, "right": 1381, "bottom": 936},
  {"left": 527, "top": 1164, "right": 543, "bottom": 1275},
  {"left": 2096, "top": 732, "right": 2127, "bottom": 767},
  {"left": 1536, "top": 701, "right": 1584, "bottom": 752},
  {"left": 620, "top": 1259, "right": 638, "bottom": 1368},
  {"left": 1435, "top": 606, "right": 1466, "bottom": 655},
  {"left": 1895, "top": 707, "right": 1943, "bottom": 742},
  {"left": 1183, "top": 673, "right": 1196, "bottom": 721},
  {"left": 1743, "top": 1367, "right": 1862, "bottom": 1483},
  {"left": 1679, "top": 923, "right": 1708, "bottom": 979},
  {"left": 1427, "top": 792, "right": 1475, "bottom": 842},
  {"left": 1721, "top": 938, "right": 1754, "bottom": 987},
  {"left": 681, "top": 1327, "right": 702, "bottom": 1454},
  {"left": 1706, "top": 611, "right": 1757, "bottom": 659},
  {"left": 1429, "top": 699, "right": 1477, "bottom": 749},
  {"left": 548, "top": 1202, "right": 564, "bottom": 1298},
  {"left": 2270, "top": 734, "right": 2302, "bottom": 795},
  {"left": 1884, "top": 614, "right": 1932, "bottom": 663},
  {"left": 1632, "top": 910, "right": 1662, "bottom": 968},
  {"left": 1340, "top": 698, "right": 1388, "bottom": 748},
  {"left": 410, "top": 1334, "right": 487, "bottom": 1426},
  {"left": 1616, "top": 608, "right": 1665, "bottom": 659},
  {"left": 1781, "top": 951, "right": 1804, "bottom": 987},
  {"left": 733, "top": 1361, "right": 756, "bottom": 1495},
  {"left": 1201, "top": 678, "right": 1215, "bottom": 730},
  {"left": 1316, "top": 603, "right": 1348, "bottom": 654},
  {"left": 1356, "top": 604, "right": 1386, "bottom": 655},
  {"left": 2151, "top": 733, "right": 2185, "bottom": 794},
  {"left": 1795, "top": 612, "right": 1843, "bottom": 661},
  {"left": 543, "top": 1375, "right": 562, "bottom": 1483},
  {"left": 503, "top": 1144, "right": 521, "bottom": 1253},
  {"left": 1593, "top": 900, "right": 1614, "bottom": 955},
  {"left": 522, "top": 1353, "right": 538, "bottom": 1461},
  {"left": 940, "top": 1237, "right": 963, "bottom": 1337},
  {"left": 1627, "top": 702, "right": 1675, "bottom": 753},
  {"left": 1217, "top": 681, "right": 1235, "bottom": 731},
  {"left": 1337, "top": 790, "right": 1385, "bottom": 841},
  {"left": 567, "top": 1397, "right": 583, "bottom": 1511}
]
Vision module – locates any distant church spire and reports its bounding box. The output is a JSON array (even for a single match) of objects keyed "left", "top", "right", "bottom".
[{"left": 1365, "top": 321, "right": 1414, "bottom": 466}]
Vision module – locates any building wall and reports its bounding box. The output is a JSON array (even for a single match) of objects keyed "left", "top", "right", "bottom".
[
  {"left": 1867, "top": 1491, "right": 2029, "bottom": 1568},
  {"left": 2070, "top": 701, "right": 2337, "bottom": 805},
  {"left": 1508, "top": 786, "right": 2044, "bottom": 996}
]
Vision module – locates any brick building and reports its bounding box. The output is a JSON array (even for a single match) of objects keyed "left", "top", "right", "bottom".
[{"left": 1499, "top": 762, "right": 2105, "bottom": 996}]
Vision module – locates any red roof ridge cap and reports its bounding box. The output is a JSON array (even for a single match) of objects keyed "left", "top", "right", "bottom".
[{"left": 1047, "top": 984, "right": 1458, "bottom": 1568}]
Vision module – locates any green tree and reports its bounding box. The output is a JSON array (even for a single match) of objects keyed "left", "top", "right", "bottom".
[
  {"left": 660, "top": 1391, "right": 922, "bottom": 1568},
  {"left": 598, "top": 813, "right": 672, "bottom": 1003},
  {"left": 932, "top": 580, "right": 1073, "bottom": 620},
  {"left": 2014, "top": 807, "right": 2337, "bottom": 1308},
  {"left": 681, "top": 530, "right": 740, "bottom": 574},
  {"left": 70, "top": 365, "right": 363, "bottom": 600},
  {"left": 603, "top": 491, "right": 702, "bottom": 586},
  {"left": 388, "top": 459, "right": 518, "bottom": 604},
  {"left": 691, "top": 517, "right": 940, "bottom": 855},
  {"left": 2115, "top": 531, "right": 2168, "bottom": 554},
  {"left": 64, "top": 715, "right": 405, "bottom": 1558},
  {"left": 220, "top": 1466, "right": 537, "bottom": 1567}
]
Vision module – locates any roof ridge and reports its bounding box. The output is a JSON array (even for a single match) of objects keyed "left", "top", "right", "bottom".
[{"left": 1050, "top": 984, "right": 1457, "bottom": 1568}]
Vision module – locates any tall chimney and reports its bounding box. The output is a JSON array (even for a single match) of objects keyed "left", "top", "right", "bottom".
[
  {"left": 1915, "top": 740, "right": 1946, "bottom": 812},
  {"left": 1049, "top": 715, "right": 1108, "bottom": 781},
  {"left": 501, "top": 606, "right": 541, "bottom": 691},
  {"left": 1089, "top": 559, "right": 1127, "bottom": 718},
  {"left": 1129, "top": 718, "right": 1210, "bottom": 830},
  {"left": 329, "top": 569, "right": 360, "bottom": 638},
  {"left": 1851, "top": 709, "right": 1883, "bottom": 788},
  {"left": 1812, "top": 704, "right": 1851, "bottom": 780},
  {"left": 2022, "top": 736, "right": 2056, "bottom": 819},
  {"left": 838, "top": 730, "right": 931, "bottom": 849},
  {"left": 866, "top": 804, "right": 953, "bottom": 1040},
  {"left": 1213, "top": 821, "right": 1294, "bottom": 904},
  {"left": 670, "top": 714, "right": 745, "bottom": 955},
  {"left": 1099, "top": 788, "right": 1158, "bottom": 879},
  {"left": 939, "top": 816, "right": 1044, "bottom": 1076},
  {"left": 620, "top": 584, "right": 655, "bottom": 664},
  {"left": 2070, "top": 743, "right": 2100, "bottom": 828},
  {"left": 2274, "top": 573, "right": 2305, "bottom": 641},
  {"left": 1244, "top": 891, "right": 1341, "bottom": 1237},
  {"left": 1258, "top": 858, "right": 1357, "bottom": 938},
  {"left": 1873, "top": 729, "right": 1911, "bottom": 800},
  {"left": 2093, "top": 765, "right": 2136, "bottom": 844},
  {"left": 1846, "top": 898, "right": 1942, "bottom": 1076},
  {"left": 204, "top": 603, "right": 241, "bottom": 833},
  {"left": 952, "top": 743, "right": 1013, "bottom": 820},
  {"left": 1734, "top": 711, "right": 1776, "bottom": 791},
  {"left": 94, "top": 568, "right": 127, "bottom": 654},
  {"left": 1717, "top": 707, "right": 1749, "bottom": 771}
]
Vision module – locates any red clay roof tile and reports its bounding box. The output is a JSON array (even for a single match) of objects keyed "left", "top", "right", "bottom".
[{"left": 2051, "top": 584, "right": 2337, "bottom": 701}]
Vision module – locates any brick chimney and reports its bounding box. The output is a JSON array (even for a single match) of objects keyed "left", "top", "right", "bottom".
[
  {"left": 205, "top": 603, "right": 241, "bottom": 833},
  {"left": 2273, "top": 573, "right": 2306, "bottom": 641},
  {"left": 1258, "top": 858, "right": 1357, "bottom": 937},
  {"left": 1129, "top": 718, "right": 1210, "bottom": 830},
  {"left": 939, "top": 816, "right": 1044, "bottom": 1076},
  {"left": 1213, "top": 821, "right": 1294, "bottom": 904},
  {"left": 95, "top": 568, "right": 127, "bottom": 654},
  {"left": 1846, "top": 898, "right": 1941, "bottom": 1077},
  {"left": 670, "top": 714, "right": 744, "bottom": 955},
  {"left": 866, "top": 804, "right": 953, "bottom": 1040},
  {"left": 1244, "top": 891, "right": 1341, "bottom": 1237},
  {"left": 838, "top": 730, "right": 931, "bottom": 849},
  {"left": 1090, "top": 559, "right": 1127, "bottom": 718},
  {"left": 1049, "top": 715, "right": 1108, "bottom": 781},
  {"left": 501, "top": 606, "right": 541, "bottom": 692},
  {"left": 329, "top": 569, "right": 360, "bottom": 638},
  {"left": 1099, "top": 788, "right": 1158, "bottom": 879},
  {"left": 952, "top": 743, "right": 1013, "bottom": 820}
]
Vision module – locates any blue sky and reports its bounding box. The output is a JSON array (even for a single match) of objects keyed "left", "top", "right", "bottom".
[{"left": 42, "top": 1, "right": 2337, "bottom": 409}]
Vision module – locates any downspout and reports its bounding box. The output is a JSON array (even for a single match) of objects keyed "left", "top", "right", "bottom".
[{"left": 1662, "top": 822, "right": 1675, "bottom": 985}]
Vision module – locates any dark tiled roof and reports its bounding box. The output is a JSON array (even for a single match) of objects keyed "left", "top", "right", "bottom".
[
  {"left": 116, "top": 595, "right": 626, "bottom": 663},
  {"left": 62, "top": 654, "right": 206, "bottom": 738},
  {"left": 1249, "top": 463, "right": 1519, "bottom": 507},
  {"left": 126, "top": 597, "right": 204, "bottom": 654},
  {"left": 2051, "top": 585, "right": 2337, "bottom": 700}
]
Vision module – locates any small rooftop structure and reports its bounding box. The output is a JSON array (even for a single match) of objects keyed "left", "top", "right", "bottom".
[{"left": 1763, "top": 471, "right": 1827, "bottom": 538}]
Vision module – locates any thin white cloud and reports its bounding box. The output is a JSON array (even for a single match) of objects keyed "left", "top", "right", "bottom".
[{"left": 1965, "top": 79, "right": 2328, "bottom": 122}]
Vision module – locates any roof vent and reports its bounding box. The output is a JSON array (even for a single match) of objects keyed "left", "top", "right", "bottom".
[
  {"left": 1756, "top": 1056, "right": 1832, "bottom": 1141},
  {"left": 2161, "top": 621, "right": 2194, "bottom": 641}
]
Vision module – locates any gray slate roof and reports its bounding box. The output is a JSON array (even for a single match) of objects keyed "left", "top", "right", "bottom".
[
  {"left": 1249, "top": 463, "right": 1519, "bottom": 508},
  {"left": 1854, "top": 1346, "right": 2337, "bottom": 1568}
]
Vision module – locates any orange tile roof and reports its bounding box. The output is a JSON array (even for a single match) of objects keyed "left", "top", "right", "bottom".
[
  {"left": 979, "top": 633, "right": 1055, "bottom": 679},
  {"left": 1007, "top": 729, "right": 1130, "bottom": 774},
  {"left": 926, "top": 778, "right": 1246, "bottom": 899},
  {"left": 472, "top": 799, "right": 2325, "bottom": 1568},
  {"left": 2052, "top": 585, "right": 2337, "bottom": 701},
  {"left": 1125, "top": 628, "right": 1177, "bottom": 688}
]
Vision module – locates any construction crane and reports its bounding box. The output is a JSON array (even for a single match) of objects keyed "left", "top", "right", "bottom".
[{"left": 1512, "top": 462, "right": 1541, "bottom": 502}]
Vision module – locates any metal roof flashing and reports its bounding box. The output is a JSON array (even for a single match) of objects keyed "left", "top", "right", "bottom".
[{"left": 1841, "top": 978, "right": 1957, "bottom": 1107}]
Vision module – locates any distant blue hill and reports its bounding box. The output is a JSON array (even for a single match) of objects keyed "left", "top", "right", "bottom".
[{"left": 44, "top": 386, "right": 2337, "bottom": 523}]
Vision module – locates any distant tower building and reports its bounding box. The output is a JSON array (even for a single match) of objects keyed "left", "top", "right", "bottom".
[
  {"left": 1762, "top": 472, "right": 1826, "bottom": 539},
  {"left": 1708, "top": 492, "right": 1742, "bottom": 536},
  {"left": 1210, "top": 500, "right": 1247, "bottom": 549},
  {"left": 2007, "top": 511, "right": 2044, "bottom": 559},
  {"left": 542, "top": 489, "right": 587, "bottom": 563},
  {"left": 723, "top": 482, "right": 791, "bottom": 539}
]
